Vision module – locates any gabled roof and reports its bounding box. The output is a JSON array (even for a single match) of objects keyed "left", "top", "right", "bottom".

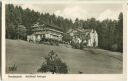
[
  {"left": 32, "top": 22, "right": 63, "bottom": 32},
  {"left": 67, "top": 28, "right": 93, "bottom": 34}
]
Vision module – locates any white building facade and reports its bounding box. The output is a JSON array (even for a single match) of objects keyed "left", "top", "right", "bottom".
[
  {"left": 87, "top": 29, "right": 98, "bottom": 47},
  {"left": 27, "top": 23, "right": 63, "bottom": 43},
  {"left": 68, "top": 28, "right": 98, "bottom": 47}
]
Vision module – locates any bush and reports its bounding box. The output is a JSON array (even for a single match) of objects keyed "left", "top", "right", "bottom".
[
  {"left": 80, "top": 42, "right": 84, "bottom": 50},
  {"left": 37, "top": 50, "right": 68, "bottom": 74},
  {"left": 8, "top": 64, "right": 17, "bottom": 72}
]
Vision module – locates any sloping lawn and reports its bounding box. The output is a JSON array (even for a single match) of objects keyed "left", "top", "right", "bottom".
[{"left": 6, "top": 39, "right": 123, "bottom": 74}]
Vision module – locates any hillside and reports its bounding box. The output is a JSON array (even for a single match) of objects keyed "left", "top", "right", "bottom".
[{"left": 6, "top": 39, "right": 123, "bottom": 74}]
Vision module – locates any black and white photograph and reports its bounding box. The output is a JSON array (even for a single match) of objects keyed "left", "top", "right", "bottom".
[{"left": 5, "top": 3, "right": 123, "bottom": 74}]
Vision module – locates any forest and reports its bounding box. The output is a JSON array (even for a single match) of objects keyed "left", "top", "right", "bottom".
[{"left": 6, "top": 4, "right": 123, "bottom": 52}]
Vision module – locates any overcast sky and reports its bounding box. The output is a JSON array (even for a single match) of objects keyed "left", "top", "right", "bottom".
[{"left": 16, "top": 3, "right": 123, "bottom": 21}]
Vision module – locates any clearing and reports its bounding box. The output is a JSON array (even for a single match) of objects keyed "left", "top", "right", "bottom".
[{"left": 6, "top": 39, "right": 123, "bottom": 74}]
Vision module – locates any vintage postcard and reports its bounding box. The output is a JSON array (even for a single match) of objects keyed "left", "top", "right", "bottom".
[{"left": 2, "top": 0, "right": 127, "bottom": 81}]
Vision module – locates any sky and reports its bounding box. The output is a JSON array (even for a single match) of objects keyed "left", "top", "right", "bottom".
[{"left": 16, "top": 3, "right": 123, "bottom": 21}]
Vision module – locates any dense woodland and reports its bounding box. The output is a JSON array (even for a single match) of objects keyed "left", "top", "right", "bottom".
[{"left": 6, "top": 4, "right": 123, "bottom": 52}]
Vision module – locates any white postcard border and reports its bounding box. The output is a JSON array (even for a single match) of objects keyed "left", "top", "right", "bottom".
[{"left": 2, "top": 1, "right": 127, "bottom": 81}]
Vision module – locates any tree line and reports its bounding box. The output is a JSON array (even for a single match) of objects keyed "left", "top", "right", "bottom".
[{"left": 6, "top": 4, "right": 123, "bottom": 52}]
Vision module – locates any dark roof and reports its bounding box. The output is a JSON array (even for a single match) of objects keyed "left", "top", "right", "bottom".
[
  {"left": 32, "top": 22, "right": 63, "bottom": 32},
  {"left": 67, "top": 28, "right": 92, "bottom": 34},
  {"left": 46, "top": 24, "right": 63, "bottom": 32}
]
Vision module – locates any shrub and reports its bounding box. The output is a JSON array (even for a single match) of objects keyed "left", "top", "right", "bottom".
[
  {"left": 37, "top": 50, "right": 68, "bottom": 74},
  {"left": 8, "top": 64, "right": 17, "bottom": 72},
  {"left": 80, "top": 42, "right": 84, "bottom": 50}
]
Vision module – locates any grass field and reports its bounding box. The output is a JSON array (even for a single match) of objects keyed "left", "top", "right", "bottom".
[{"left": 6, "top": 39, "right": 123, "bottom": 74}]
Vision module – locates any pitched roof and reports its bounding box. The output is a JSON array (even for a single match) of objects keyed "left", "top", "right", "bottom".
[
  {"left": 32, "top": 22, "right": 63, "bottom": 32},
  {"left": 67, "top": 28, "right": 93, "bottom": 34}
]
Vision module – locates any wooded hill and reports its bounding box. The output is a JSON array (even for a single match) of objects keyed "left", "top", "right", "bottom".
[{"left": 6, "top": 4, "right": 123, "bottom": 52}]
